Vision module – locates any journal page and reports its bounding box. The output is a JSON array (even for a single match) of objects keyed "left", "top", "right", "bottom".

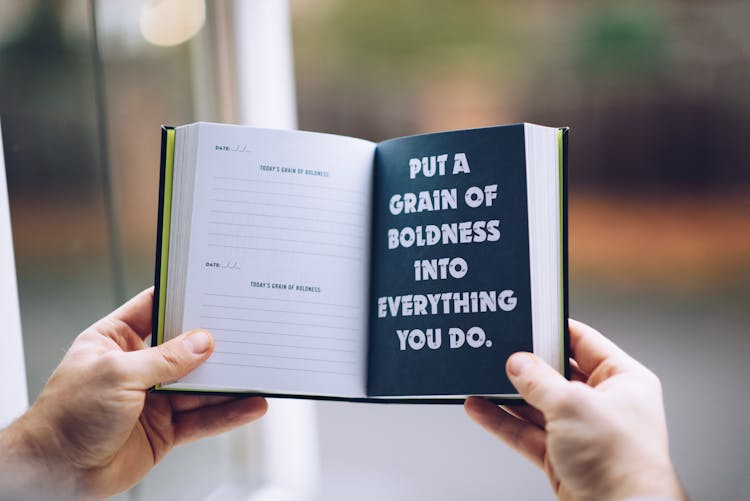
[
  {"left": 367, "top": 125, "right": 534, "bottom": 397},
  {"left": 165, "top": 123, "right": 374, "bottom": 398}
]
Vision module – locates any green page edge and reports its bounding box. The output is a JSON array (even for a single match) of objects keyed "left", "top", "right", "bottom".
[
  {"left": 156, "top": 129, "right": 175, "bottom": 368},
  {"left": 153, "top": 128, "right": 244, "bottom": 394},
  {"left": 558, "top": 128, "right": 565, "bottom": 373}
]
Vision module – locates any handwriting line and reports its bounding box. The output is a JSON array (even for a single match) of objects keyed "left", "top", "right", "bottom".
[
  {"left": 206, "top": 244, "right": 362, "bottom": 261},
  {"left": 202, "top": 304, "right": 359, "bottom": 320},
  {"left": 202, "top": 293, "right": 361, "bottom": 309},
  {"left": 209, "top": 210, "right": 361, "bottom": 228},
  {"left": 207, "top": 233, "right": 363, "bottom": 250},
  {"left": 212, "top": 199, "right": 364, "bottom": 217},
  {"left": 202, "top": 326, "right": 356, "bottom": 342},
  {"left": 213, "top": 351, "right": 356, "bottom": 365},
  {"left": 200, "top": 315, "right": 358, "bottom": 331},
  {"left": 213, "top": 339, "right": 356, "bottom": 353},
  {"left": 213, "top": 176, "right": 366, "bottom": 195},
  {"left": 211, "top": 187, "right": 362, "bottom": 205},
  {"left": 207, "top": 221, "right": 364, "bottom": 238},
  {"left": 204, "top": 361, "right": 354, "bottom": 376}
]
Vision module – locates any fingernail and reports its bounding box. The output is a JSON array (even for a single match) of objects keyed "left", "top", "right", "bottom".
[
  {"left": 507, "top": 353, "right": 533, "bottom": 377},
  {"left": 185, "top": 331, "right": 212, "bottom": 354}
]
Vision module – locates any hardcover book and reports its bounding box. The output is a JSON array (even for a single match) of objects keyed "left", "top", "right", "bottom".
[{"left": 152, "top": 122, "right": 569, "bottom": 403}]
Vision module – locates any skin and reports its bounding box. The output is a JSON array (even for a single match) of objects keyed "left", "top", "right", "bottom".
[
  {"left": 0, "top": 288, "right": 267, "bottom": 500},
  {"left": 0, "top": 292, "right": 687, "bottom": 500},
  {"left": 465, "top": 319, "right": 688, "bottom": 501}
]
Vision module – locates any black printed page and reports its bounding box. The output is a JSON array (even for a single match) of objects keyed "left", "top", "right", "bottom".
[
  {"left": 367, "top": 125, "right": 534, "bottom": 397},
  {"left": 166, "top": 123, "right": 374, "bottom": 398}
]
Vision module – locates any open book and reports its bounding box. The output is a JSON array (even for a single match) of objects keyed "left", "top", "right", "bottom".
[{"left": 152, "top": 122, "right": 569, "bottom": 403}]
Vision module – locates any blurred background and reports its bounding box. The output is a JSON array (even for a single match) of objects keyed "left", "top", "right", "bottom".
[{"left": 1, "top": 0, "right": 748, "bottom": 500}]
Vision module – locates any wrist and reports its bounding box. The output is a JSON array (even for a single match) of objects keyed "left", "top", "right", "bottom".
[
  {"left": 0, "top": 408, "right": 87, "bottom": 500},
  {"left": 611, "top": 459, "right": 687, "bottom": 501}
]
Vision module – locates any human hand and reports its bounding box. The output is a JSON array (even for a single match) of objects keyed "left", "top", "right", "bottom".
[
  {"left": 0, "top": 288, "right": 267, "bottom": 500},
  {"left": 465, "top": 319, "right": 686, "bottom": 501}
]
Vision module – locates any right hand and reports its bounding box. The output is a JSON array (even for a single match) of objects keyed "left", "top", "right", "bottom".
[{"left": 465, "top": 319, "right": 687, "bottom": 501}]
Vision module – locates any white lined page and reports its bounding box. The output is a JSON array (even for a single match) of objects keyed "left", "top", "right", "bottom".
[{"left": 164, "top": 123, "right": 374, "bottom": 398}]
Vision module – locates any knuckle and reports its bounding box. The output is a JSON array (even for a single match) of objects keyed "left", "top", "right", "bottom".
[
  {"left": 588, "top": 357, "right": 623, "bottom": 386},
  {"left": 522, "top": 377, "right": 548, "bottom": 406},
  {"left": 96, "top": 352, "right": 130, "bottom": 382},
  {"left": 596, "top": 357, "right": 620, "bottom": 380},
  {"left": 522, "top": 376, "right": 540, "bottom": 397},
  {"left": 157, "top": 345, "right": 184, "bottom": 372},
  {"left": 556, "top": 382, "right": 590, "bottom": 415}
]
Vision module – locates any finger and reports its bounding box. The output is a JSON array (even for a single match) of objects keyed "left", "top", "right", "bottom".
[
  {"left": 506, "top": 352, "right": 569, "bottom": 414},
  {"left": 569, "top": 358, "right": 589, "bottom": 383},
  {"left": 502, "top": 404, "right": 546, "bottom": 429},
  {"left": 123, "top": 330, "right": 214, "bottom": 388},
  {"left": 568, "top": 319, "right": 635, "bottom": 376},
  {"left": 169, "top": 394, "right": 238, "bottom": 413},
  {"left": 465, "top": 396, "right": 546, "bottom": 469},
  {"left": 107, "top": 287, "right": 155, "bottom": 340},
  {"left": 174, "top": 397, "right": 268, "bottom": 445}
]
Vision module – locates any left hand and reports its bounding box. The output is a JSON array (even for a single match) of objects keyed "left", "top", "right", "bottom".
[{"left": 0, "top": 287, "right": 267, "bottom": 499}]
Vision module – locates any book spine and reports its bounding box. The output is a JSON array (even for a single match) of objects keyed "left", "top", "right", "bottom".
[
  {"left": 151, "top": 125, "right": 174, "bottom": 349},
  {"left": 560, "top": 127, "right": 571, "bottom": 380}
]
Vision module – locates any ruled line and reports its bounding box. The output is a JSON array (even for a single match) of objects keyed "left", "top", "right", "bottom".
[
  {"left": 212, "top": 187, "right": 362, "bottom": 205},
  {"left": 207, "top": 233, "right": 364, "bottom": 250},
  {"left": 209, "top": 210, "right": 362, "bottom": 227},
  {"left": 212, "top": 199, "right": 364, "bottom": 217},
  {"left": 202, "top": 293, "right": 361, "bottom": 310},
  {"left": 201, "top": 304, "right": 359, "bottom": 320},
  {"left": 204, "top": 361, "right": 354, "bottom": 376},
  {"left": 207, "top": 244, "right": 362, "bottom": 261},
  {"left": 203, "top": 326, "right": 356, "bottom": 342},
  {"left": 213, "top": 351, "right": 356, "bottom": 364},
  {"left": 207, "top": 221, "right": 364, "bottom": 238},
  {"left": 200, "top": 315, "right": 358, "bottom": 331},
  {"left": 215, "top": 339, "right": 356, "bottom": 353},
  {"left": 213, "top": 176, "right": 366, "bottom": 195}
]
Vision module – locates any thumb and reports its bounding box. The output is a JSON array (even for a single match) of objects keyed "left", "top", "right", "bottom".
[
  {"left": 506, "top": 352, "right": 569, "bottom": 413},
  {"left": 125, "top": 330, "right": 214, "bottom": 388}
]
